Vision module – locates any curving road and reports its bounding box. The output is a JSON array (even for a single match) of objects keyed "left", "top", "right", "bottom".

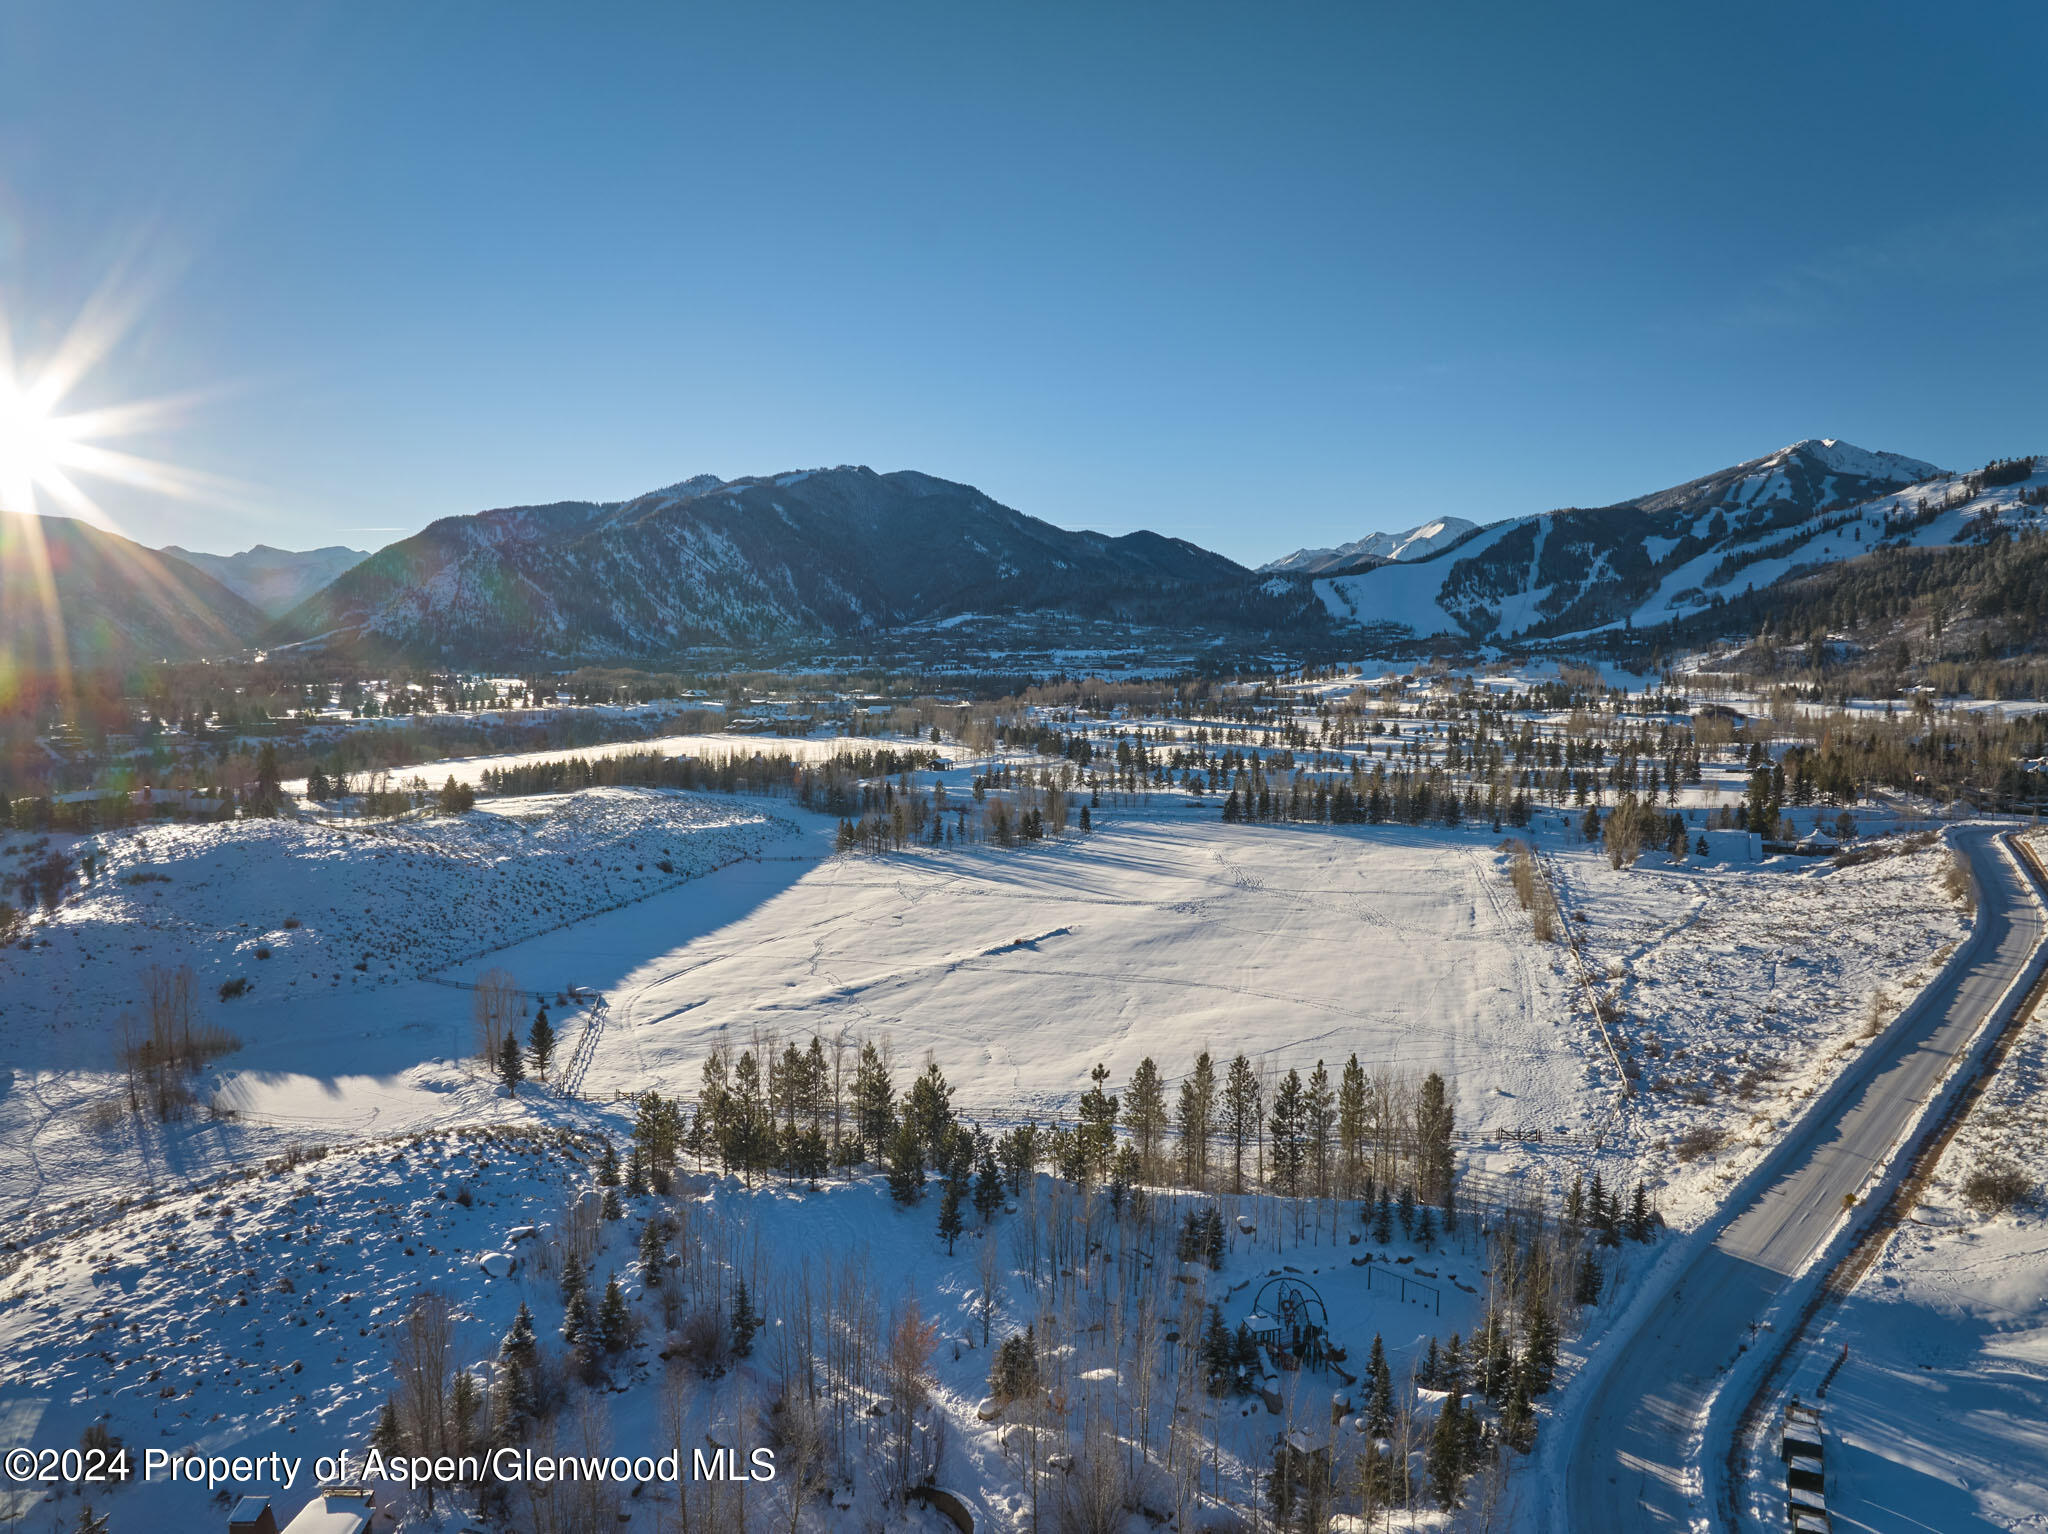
[{"left": 1564, "top": 826, "right": 2048, "bottom": 1531}]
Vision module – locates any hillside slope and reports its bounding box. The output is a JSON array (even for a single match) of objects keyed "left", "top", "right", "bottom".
[{"left": 0, "top": 512, "right": 270, "bottom": 669}]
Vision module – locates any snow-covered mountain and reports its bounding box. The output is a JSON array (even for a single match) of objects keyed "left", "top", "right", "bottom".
[
  {"left": 1313, "top": 440, "right": 2048, "bottom": 642},
  {"left": 273, "top": 466, "right": 1292, "bottom": 661},
  {"left": 1261, "top": 516, "right": 1479, "bottom": 575},
  {"left": 160, "top": 542, "right": 369, "bottom": 617}
]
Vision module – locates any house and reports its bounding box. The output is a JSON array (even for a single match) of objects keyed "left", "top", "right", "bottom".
[{"left": 278, "top": 1489, "right": 374, "bottom": 1534}]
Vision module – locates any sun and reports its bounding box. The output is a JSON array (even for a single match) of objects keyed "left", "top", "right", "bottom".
[
  {"left": 0, "top": 370, "right": 88, "bottom": 516},
  {"left": 0, "top": 293, "right": 233, "bottom": 528}
]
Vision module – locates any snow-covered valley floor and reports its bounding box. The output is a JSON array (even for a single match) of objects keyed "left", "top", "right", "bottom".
[{"left": 0, "top": 786, "right": 1991, "bottom": 1532}]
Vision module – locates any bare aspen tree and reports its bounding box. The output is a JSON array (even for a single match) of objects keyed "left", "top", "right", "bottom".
[
  {"left": 390, "top": 1290, "right": 453, "bottom": 1475},
  {"left": 473, "top": 967, "right": 522, "bottom": 1063}
]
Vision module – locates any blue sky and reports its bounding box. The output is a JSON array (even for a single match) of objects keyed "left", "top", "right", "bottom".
[{"left": 1, "top": 1, "right": 2042, "bottom": 565}]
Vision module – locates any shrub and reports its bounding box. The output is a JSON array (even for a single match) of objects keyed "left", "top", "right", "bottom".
[
  {"left": 1963, "top": 1160, "right": 2033, "bottom": 1214},
  {"left": 219, "top": 977, "right": 250, "bottom": 1000},
  {"left": 1673, "top": 1124, "right": 1725, "bottom": 1163}
]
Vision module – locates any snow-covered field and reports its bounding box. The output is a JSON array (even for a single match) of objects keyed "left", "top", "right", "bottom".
[{"left": 0, "top": 770, "right": 1994, "bottom": 1532}]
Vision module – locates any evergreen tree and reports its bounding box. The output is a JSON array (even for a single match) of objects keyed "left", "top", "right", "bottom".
[
  {"left": 1268, "top": 1068, "right": 1308, "bottom": 1197},
  {"left": 729, "top": 1280, "right": 760, "bottom": 1358},
  {"left": 1522, "top": 1296, "right": 1559, "bottom": 1395},
  {"left": 1501, "top": 1371, "right": 1538, "bottom": 1454},
  {"left": 1573, "top": 1253, "right": 1603, "bottom": 1307},
  {"left": 372, "top": 1394, "right": 402, "bottom": 1452},
  {"left": 1305, "top": 1060, "right": 1336, "bottom": 1197},
  {"left": 905, "top": 1061, "right": 954, "bottom": 1160},
  {"left": 1398, "top": 1183, "right": 1416, "bottom": 1236},
  {"left": 625, "top": 1144, "right": 649, "bottom": 1198},
  {"left": 1415, "top": 1203, "right": 1437, "bottom": 1249},
  {"left": 885, "top": 1117, "right": 926, "bottom": 1205},
  {"left": 1200, "top": 1306, "right": 1236, "bottom": 1396},
  {"left": 1176, "top": 1050, "right": 1217, "bottom": 1188},
  {"left": 1565, "top": 1172, "right": 1585, "bottom": 1226},
  {"left": 1373, "top": 1189, "right": 1393, "bottom": 1244},
  {"left": 990, "top": 1328, "right": 1040, "bottom": 1402},
  {"left": 851, "top": 1041, "right": 895, "bottom": 1160},
  {"left": 937, "top": 1180, "right": 965, "bottom": 1254},
  {"left": 1222, "top": 1053, "right": 1261, "bottom": 1193},
  {"left": 596, "top": 1141, "right": 621, "bottom": 1187},
  {"left": 638, "top": 1217, "right": 668, "bottom": 1276},
  {"left": 601, "top": 1185, "right": 624, "bottom": 1221},
  {"left": 562, "top": 1285, "right": 596, "bottom": 1352},
  {"left": 1417, "top": 1336, "right": 1441, "bottom": 1389},
  {"left": 1124, "top": 1056, "right": 1167, "bottom": 1178},
  {"left": 598, "top": 1275, "right": 631, "bottom": 1354},
  {"left": 1416, "top": 1071, "right": 1455, "bottom": 1202},
  {"left": 1627, "top": 1181, "right": 1654, "bottom": 1242},
  {"left": 1428, "top": 1391, "right": 1467, "bottom": 1511},
  {"left": 1365, "top": 1334, "right": 1394, "bottom": 1438},
  {"left": 560, "top": 1252, "right": 587, "bottom": 1311},
  {"left": 1202, "top": 1206, "right": 1226, "bottom": 1268},
  {"left": 1337, "top": 1053, "right": 1367, "bottom": 1199},
  {"left": 496, "top": 1031, "right": 524, "bottom": 1095},
  {"left": 973, "top": 1147, "right": 1005, "bottom": 1222},
  {"left": 1075, "top": 1062, "right": 1119, "bottom": 1182},
  {"left": 528, "top": 1009, "right": 555, "bottom": 1081}
]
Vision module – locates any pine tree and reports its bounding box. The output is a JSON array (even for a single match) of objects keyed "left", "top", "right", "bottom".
[
  {"left": 638, "top": 1217, "right": 668, "bottom": 1276},
  {"left": 1202, "top": 1206, "right": 1226, "bottom": 1268},
  {"left": 1428, "top": 1391, "right": 1467, "bottom": 1511},
  {"left": 937, "top": 1180, "right": 965, "bottom": 1253},
  {"left": 598, "top": 1275, "right": 631, "bottom": 1354},
  {"left": 1337, "top": 1053, "right": 1367, "bottom": 1199},
  {"left": 1627, "top": 1181, "right": 1654, "bottom": 1242},
  {"left": 560, "top": 1252, "right": 586, "bottom": 1311},
  {"left": 1075, "top": 1063, "right": 1119, "bottom": 1183},
  {"left": 1124, "top": 1057, "right": 1167, "bottom": 1179},
  {"left": 1416, "top": 1071, "right": 1455, "bottom": 1201},
  {"left": 1565, "top": 1172, "right": 1585, "bottom": 1226},
  {"left": 973, "top": 1147, "right": 1005, "bottom": 1222},
  {"left": 496, "top": 1031, "right": 524, "bottom": 1095},
  {"left": 886, "top": 1117, "right": 926, "bottom": 1205},
  {"left": 1268, "top": 1068, "right": 1308, "bottom": 1197},
  {"left": 1222, "top": 1053, "right": 1261, "bottom": 1193},
  {"left": 1415, "top": 1203, "right": 1437, "bottom": 1249},
  {"left": 1417, "top": 1336, "right": 1441, "bottom": 1389},
  {"left": 1365, "top": 1334, "right": 1394, "bottom": 1437},
  {"left": 1573, "top": 1253, "right": 1603, "bottom": 1307},
  {"left": 1398, "top": 1183, "right": 1416, "bottom": 1237},
  {"left": 596, "top": 1141, "right": 621, "bottom": 1187},
  {"left": 851, "top": 1041, "right": 895, "bottom": 1159},
  {"left": 1200, "top": 1305, "right": 1235, "bottom": 1396},
  {"left": 1501, "top": 1370, "right": 1538, "bottom": 1453},
  {"left": 601, "top": 1185, "right": 624, "bottom": 1221},
  {"left": 729, "top": 1280, "right": 760, "bottom": 1357},
  {"left": 1176, "top": 1050, "right": 1217, "bottom": 1188},
  {"left": 1523, "top": 1296, "right": 1558, "bottom": 1395},
  {"left": 563, "top": 1284, "right": 596, "bottom": 1352},
  {"left": 990, "top": 1328, "right": 1040, "bottom": 1402},
  {"left": 372, "top": 1394, "right": 401, "bottom": 1451},
  {"left": 1305, "top": 1060, "right": 1336, "bottom": 1197},
  {"left": 1373, "top": 1189, "right": 1393, "bottom": 1244},
  {"left": 905, "top": 1061, "right": 954, "bottom": 1160},
  {"left": 528, "top": 1009, "right": 556, "bottom": 1081}
]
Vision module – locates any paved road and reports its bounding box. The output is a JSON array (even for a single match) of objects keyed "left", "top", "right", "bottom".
[{"left": 1564, "top": 827, "right": 2047, "bottom": 1531}]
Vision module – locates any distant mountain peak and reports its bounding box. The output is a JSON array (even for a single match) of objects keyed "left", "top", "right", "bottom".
[{"left": 1261, "top": 516, "right": 1479, "bottom": 575}]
